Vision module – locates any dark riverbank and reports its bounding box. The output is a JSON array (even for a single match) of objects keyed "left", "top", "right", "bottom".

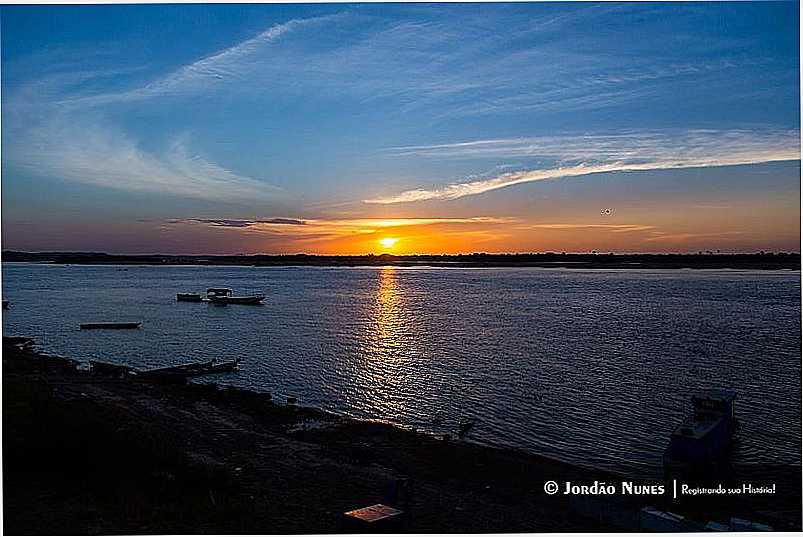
[
  {"left": 3, "top": 339, "right": 800, "bottom": 534},
  {"left": 3, "top": 251, "right": 800, "bottom": 270}
]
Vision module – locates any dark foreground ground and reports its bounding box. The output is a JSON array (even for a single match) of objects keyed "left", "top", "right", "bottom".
[{"left": 3, "top": 340, "right": 801, "bottom": 534}]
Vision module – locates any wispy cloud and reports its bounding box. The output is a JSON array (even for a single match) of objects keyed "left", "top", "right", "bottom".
[
  {"left": 385, "top": 129, "right": 799, "bottom": 160},
  {"left": 4, "top": 5, "right": 799, "bottom": 222},
  {"left": 645, "top": 230, "right": 746, "bottom": 242},
  {"left": 168, "top": 216, "right": 513, "bottom": 238},
  {"left": 63, "top": 14, "right": 346, "bottom": 107},
  {"left": 157, "top": 214, "right": 524, "bottom": 253},
  {"left": 8, "top": 119, "right": 280, "bottom": 202},
  {"left": 366, "top": 129, "right": 800, "bottom": 203},
  {"left": 172, "top": 218, "right": 307, "bottom": 228},
  {"left": 47, "top": 5, "right": 764, "bottom": 120},
  {"left": 164, "top": 216, "right": 664, "bottom": 253},
  {"left": 524, "top": 224, "right": 656, "bottom": 233},
  {"left": 3, "top": 13, "right": 348, "bottom": 203}
]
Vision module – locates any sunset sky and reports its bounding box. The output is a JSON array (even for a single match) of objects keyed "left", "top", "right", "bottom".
[{"left": 1, "top": 2, "right": 800, "bottom": 255}]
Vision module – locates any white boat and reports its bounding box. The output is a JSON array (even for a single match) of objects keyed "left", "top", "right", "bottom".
[{"left": 206, "top": 288, "right": 265, "bottom": 305}]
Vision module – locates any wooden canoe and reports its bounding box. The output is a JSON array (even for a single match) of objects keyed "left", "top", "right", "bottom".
[{"left": 80, "top": 322, "right": 142, "bottom": 330}]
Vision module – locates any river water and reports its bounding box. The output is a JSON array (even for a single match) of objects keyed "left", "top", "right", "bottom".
[{"left": 2, "top": 263, "right": 800, "bottom": 477}]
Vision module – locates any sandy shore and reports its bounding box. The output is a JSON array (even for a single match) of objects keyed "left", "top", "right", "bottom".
[{"left": 3, "top": 338, "right": 800, "bottom": 534}]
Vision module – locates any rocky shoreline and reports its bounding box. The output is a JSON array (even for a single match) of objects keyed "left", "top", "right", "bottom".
[{"left": 3, "top": 337, "right": 800, "bottom": 533}]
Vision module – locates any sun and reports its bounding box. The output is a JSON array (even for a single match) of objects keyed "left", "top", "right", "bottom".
[{"left": 379, "top": 237, "right": 399, "bottom": 250}]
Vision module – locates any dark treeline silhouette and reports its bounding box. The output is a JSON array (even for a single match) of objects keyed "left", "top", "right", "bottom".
[{"left": 2, "top": 250, "right": 800, "bottom": 269}]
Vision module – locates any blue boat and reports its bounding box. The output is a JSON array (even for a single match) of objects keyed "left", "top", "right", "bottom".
[{"left": 663, "top": 390, "right": 739, "bottom": 473}]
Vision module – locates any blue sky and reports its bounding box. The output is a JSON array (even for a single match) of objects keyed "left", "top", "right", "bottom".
[{"left": 1, "top": 2, "right": 800, "bottom": 254}]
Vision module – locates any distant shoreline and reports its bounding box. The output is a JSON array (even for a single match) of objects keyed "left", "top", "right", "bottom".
[{"left": 2, "top": 251, "right": 800, "bottom": 270}]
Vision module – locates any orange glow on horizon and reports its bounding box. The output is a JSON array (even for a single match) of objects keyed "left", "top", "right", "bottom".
[{"left": 157, "top": 208, "right": 800, "bottom": 256}]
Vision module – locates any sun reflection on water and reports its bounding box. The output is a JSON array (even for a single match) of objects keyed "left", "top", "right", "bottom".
[
  {"left": 344, "top": 266, "right": 422, "bottom": 418},
  {"left": 372, "top": 266, "right": 402, "bottom": 351}
]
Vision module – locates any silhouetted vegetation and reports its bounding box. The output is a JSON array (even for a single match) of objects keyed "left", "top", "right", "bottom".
[{"left": 2, "top": 251, "right": 800, "bottom": 269}]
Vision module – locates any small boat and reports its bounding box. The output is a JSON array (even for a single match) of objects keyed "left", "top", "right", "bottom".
[
  {"left": 3, "top": 336, "right": 34, "bottom": 349},
  {"left": 2, "top": 300, "right": 9, "bottom": 309},
  {"left": 177, "top": 292, "right": 203, "bottom": 302},
  {"left": 205, "top": 358, "right": 241, "bottom": 374},
  {"left": 663, "top": 390, "right": 739, "bottom": 473},
  {"left": 80, "top": 322, "right": 142, "bottom": 330},
  {"left": 139, "top": 358, "right": 240, "bottom": 379},
  {"left": 89, "top": 360, "right": 135, "bottom": 376},
  {"left": 206, "top": 288, "right": 265, "bottom": 305},
  {"left": 458, "top": 419, "right": 475, "bottom": 438},
  {"left": 38, "top": 354, "right": 80, "bottom": 372},
  {"left": 139, "top": 358, "right": 215, "bottom": 377}
]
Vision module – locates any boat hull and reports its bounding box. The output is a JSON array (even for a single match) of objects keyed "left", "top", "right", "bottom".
[
  {"left": 139, "top": 358, "right": 239, "bottom": 379},
  {"left": 663, "top": 417, "right": 738, "bottom": 474},
  {"left": 80, "top": 322, "right": 142, "bottom": 330},
  {"left": 208, "top": 295, "right": 265, "bottom": 305}
]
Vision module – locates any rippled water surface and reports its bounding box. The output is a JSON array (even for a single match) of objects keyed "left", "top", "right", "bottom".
[{"left": 3, "top": 263, "right": 800, "bottom": 476}]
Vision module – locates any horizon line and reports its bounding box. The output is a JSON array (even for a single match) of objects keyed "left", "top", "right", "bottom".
[{"left": 3, "top": 250, "right": 800, "bottom": 257}]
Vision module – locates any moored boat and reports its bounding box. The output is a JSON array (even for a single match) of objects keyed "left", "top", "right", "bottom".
[
  {"left": 139, "top": 358, "right": 214, "bottom": 378},
  {"left": 139, "top": 357, "right": 240, "bottom": 379},
  {"left": 177, "top": 292, "right": 203, "bottom": 302},
  {"left": 80, "top": 322, "right": 142, "bottom": 330},
  {"left": 663, "top": 390, "right": 738, "bottom": 474},
  {"left": 3, "top": 336, "right": 34, "bottom": 349},
  {"left": 206, "top": 288, "right": 265, "bottom": 305},
  {"left": 205, "top": 358, "right": 241, "bottom": 374},
  {"left": 90, "top": 360, "right": 136, "bottom": 376}
]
